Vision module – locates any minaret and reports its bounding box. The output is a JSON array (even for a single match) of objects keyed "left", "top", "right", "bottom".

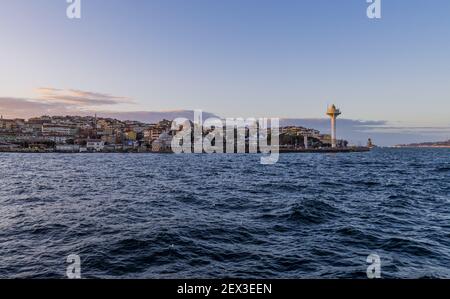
[
  {"left": 326, "top": 104, "right": 341, "bottom": 148},
  {"left": 94, "top": 113, "right": 98, "bottom": 138}
]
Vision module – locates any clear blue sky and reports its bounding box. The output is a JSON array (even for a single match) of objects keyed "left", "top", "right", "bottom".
[{"left": 1, "top": 0, "right": 449, "bottom": 126}]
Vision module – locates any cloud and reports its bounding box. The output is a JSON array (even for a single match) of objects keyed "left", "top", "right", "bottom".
[
  {"left": 360, "top": 125, "right": 450, "bottom": 134},
  {"left": 0, "top": 88, "right": 133, "bottom": 119},
  {"left": 35, "top": 87, "right": 133, "bottom": 107},
  {"left": 35, "top": 87, "right": 63, "bottom": 93},
  {"left": 0, "top": 97, "right": 72, "bottom": 118}
]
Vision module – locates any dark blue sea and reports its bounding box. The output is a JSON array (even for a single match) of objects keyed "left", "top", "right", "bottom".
[{"left": 0, "top": 148, "right": 449, "bottom": 278}]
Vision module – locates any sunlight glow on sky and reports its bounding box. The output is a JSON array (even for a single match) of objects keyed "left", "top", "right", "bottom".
[{"left": 0, "top": 0, "right": 449, "bottom": 126}]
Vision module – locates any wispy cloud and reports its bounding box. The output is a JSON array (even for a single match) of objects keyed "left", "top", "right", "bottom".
[
  {"left": 360, "top": 125, "right": 450, "bottom": 134},
  {"left": 35, "top": 87, "right": 133, "bottom": 107},
  {"left": 0, "top": 88, "right": 133, "bottom": 119}
]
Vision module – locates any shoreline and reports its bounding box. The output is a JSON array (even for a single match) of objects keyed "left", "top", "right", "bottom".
[
  {"left": 393, "top": 146, "right": 450, "bottom": 149},
  {"left": 0, "top": 147, "right": 371, "bottom": 154},
  {"left": 279, "top": 147, "right": 371, "bottom": 153}
]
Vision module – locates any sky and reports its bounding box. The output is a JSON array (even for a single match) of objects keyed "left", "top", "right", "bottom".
[{"left": 0, "top": 0, "right": 449, "bottom": 145}]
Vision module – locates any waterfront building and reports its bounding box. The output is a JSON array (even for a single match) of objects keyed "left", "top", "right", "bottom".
[
  {"left": 151, "top": 131, "right": 172, "bottom": 152},
  {"left": 101, "top": 134, "right": 117, "bottom": 144},
  {"left": 318, "top": 134, "right": 332, "bottom": 146}
]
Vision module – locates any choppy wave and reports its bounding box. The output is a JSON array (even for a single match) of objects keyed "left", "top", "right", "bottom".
[{"left": 0, "top": 148, "right": 449, "bottom": 278}]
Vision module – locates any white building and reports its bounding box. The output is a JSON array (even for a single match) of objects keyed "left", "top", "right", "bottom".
[
  {"left": 42, "top": 123, "right": 77, "bottom": 135},
  {"left": 151, "top": 132, "right": 172, "bottom": 152}
]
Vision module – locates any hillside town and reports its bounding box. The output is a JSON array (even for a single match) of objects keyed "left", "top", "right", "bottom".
[
  {"left": 0, "top": 115, "right": 343, "bottom": 153},
  {"left": 395, "top": 140, "right": 450, "bottom": 148}
]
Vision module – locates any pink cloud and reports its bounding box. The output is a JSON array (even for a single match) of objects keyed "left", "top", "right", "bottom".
[
  {"left": 0, "top": 88, "right": 134, "bottom": 119},
  {"left": 35, "top": 87, "right": 133, "bottom": 106}
]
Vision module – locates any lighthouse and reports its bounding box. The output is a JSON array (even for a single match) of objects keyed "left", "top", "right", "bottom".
[{"left": 326, "top": 104, "right": 341, "bottom": 148}]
